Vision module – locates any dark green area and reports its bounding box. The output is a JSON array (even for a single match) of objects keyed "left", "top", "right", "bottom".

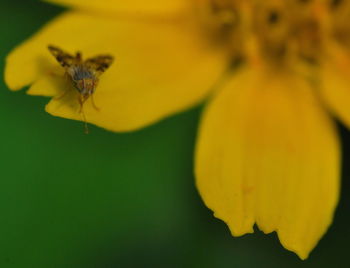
[{"left": 1, "top": 1, "right": 350, "bottom": 267}]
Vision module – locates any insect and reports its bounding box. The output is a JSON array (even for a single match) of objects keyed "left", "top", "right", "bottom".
[{"left": 48, "top": 45, "right": 114, "bottom": 133}]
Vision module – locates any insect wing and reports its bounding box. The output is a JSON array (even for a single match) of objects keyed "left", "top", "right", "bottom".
[
  {"left": 84, "top": 55, "right": 114, "bottom": 75},
  {"left": 48, "top": 45, "right": 76, "bottom": 69}
]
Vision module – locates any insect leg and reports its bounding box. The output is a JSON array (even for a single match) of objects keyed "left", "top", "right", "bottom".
[
  {"left": 78, "top": 95, "right": 89, "bottom": 134},
  {"left": 54, "top": 72, "right": 72, "bottom": 100},
  {"left": 91, "top": 94, "right": 100, "bottom": 111},
  {"left": 54, "top": 89, "right": 69, "bottom": 100}
]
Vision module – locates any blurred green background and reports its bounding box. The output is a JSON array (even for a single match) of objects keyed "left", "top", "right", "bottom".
[{"left": 1, "top": 1, "right": 350, "bottom": 267}]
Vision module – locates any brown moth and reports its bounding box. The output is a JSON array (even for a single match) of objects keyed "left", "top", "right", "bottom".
[{"left": 48, "top": 45, "right": 114, "bottom": 133}]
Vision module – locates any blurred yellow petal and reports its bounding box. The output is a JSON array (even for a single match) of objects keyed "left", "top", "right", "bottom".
[
  {"left": 44, "top": 0, "right": 190, "bottom": 16},
  {"left": 5, "top": 12, "right": 227, "bottom": 131},
  {"left": 320, "top": 42, "right": 350, "bottom": 129},
  {"left": 195, "top": 68, "right": 340, "bottom": 259}
]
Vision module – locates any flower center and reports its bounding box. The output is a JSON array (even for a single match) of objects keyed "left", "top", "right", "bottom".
[{"left": 197, "top": 0, "right": 350, "bottom": 67}]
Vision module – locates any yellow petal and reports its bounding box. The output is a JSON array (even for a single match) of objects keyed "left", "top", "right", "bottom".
[
  {"left": 319, "top": 42, "right": 350, "bottom": 129},
  {"left": 44, "top": 0, "right": 190, "bottom": 16},
  {"left": 5, "top": 12, "right": 227, "bottom": 132},
  {"left": 195, "top": 67, "right": 340, "bottom": 259}
]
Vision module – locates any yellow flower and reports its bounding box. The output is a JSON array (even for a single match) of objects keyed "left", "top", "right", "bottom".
[{"left": 5, "top": 0, "right": 350, "bottom": 259}]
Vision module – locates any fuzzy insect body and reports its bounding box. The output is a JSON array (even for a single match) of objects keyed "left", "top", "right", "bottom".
[{"left": 48, "top": 45, "right": 114, "bottom": 133}]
